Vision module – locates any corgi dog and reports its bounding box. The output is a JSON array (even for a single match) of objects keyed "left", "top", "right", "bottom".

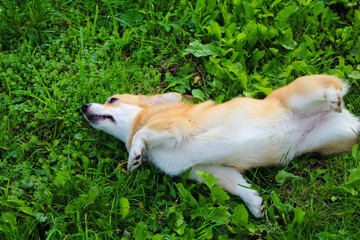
[{"left": 82, "top": 75, "right": 359, "bottom": 218}]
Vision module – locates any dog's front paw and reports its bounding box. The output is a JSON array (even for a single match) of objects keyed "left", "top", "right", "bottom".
[
  {"left": 246, "top": 193, "right": 265, "bottom": 218},
  {"left": 326, "top": 89, "right": 343, "bottom": 113},
  {"left": 127, "top": 149, "right": 143, "bottom": 171}
]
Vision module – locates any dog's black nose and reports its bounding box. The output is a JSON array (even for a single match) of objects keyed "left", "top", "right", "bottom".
[{"left": 81, "top": 104, "right": 91, "bottom": 113}]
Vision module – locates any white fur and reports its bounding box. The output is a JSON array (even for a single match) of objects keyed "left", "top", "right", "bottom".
[
  {"left": 83, "top": 75, "right": 360, "bottom": 218},
  {"left": 86, "top": 103, "right": 141, "bottom": 143}
]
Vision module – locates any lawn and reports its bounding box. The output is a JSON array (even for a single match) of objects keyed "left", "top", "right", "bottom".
[{"left": 1, "top": 0, "right": 360, "bottom": 239}]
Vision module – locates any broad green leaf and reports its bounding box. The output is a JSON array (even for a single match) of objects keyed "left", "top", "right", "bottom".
[
  {"left": 182, "top": 41, "right": 219, "bottom": 58},
  {"left": 79, "top": 186, "right": 99, "bottom": 206},
  {"left": 196, "top": 171, "right": 230, "bottom": 203},
  {"left": 74, "top": 133, "right": 82, "bottom": 139},
  {"left": 168, "top": 207, "right": 185, "bottom": 227},
  {"left": 233, "top": 0, "right": 241, "bottom": 6},
  {"left": 215, "top": 94, "right": 225, "bottom": 103},
  {"left": 246, "top": 223, "right": 256, "bottom": 233},
  {"left": 244, "top": 21, "right": 258, "bottom": 47},
  {"left": 238, "top": 72, "right": 248, "bottom": 90},
  {"left": 275, "top": 170, "right": 301, "bottom": 185},
  {"left": 290, "top": 206, "right": 305, "bottom": 229},
  {"left": 54, "top": 169, "right": 71, "bottom": 187},
  {"left": 210, "top": 21, "right": 222, "bottom": 41},
  {"left": 134, "top": 221, "right": 152, "bottom": 240},
  {"left": 192, "top": 89, "right": 205, "bottom": 101},
  {"left": 267, "top": 26, "right": 278, "bottom": 39},
  {"left": 270, "top": 47, "right": 279, "bottom": 55},
  {"left": 342, "top": 186, "right": 358, "bottom": 195},
  {"left": 243, "top": 1, "right": 255, "bottom": 20},
  {"left": 219, "top": 2, "right": 232, "bottom": 26},
  {"left": 226, "top": 22, "right": 237, "bottom": 36},
  {"left": 270, "top": 191, "right": 292, "bottom": 214},
  {"left": 182, "top": 228, "right": 196, "bottom": 239},
  {"left": 257, "top": 23, "right": 268, "bottom": 38},
  {"left": 317, "top": 231, "right": 339, "bottom": 240},
  {"left": 250, "top": 49, "right": 265, "bottom": 65},
  {"left": 355, "top": 10, "right": 360, "bottom": 28},
  {"left": 254, "top": 85, "right": 273, "bottom": 95},
  {"left": 292, "top": 61, "right": 308, "bottom": 73},
  {"left": 211, "top": 186, "right": 230, "bottom": 204},
  {"left": 210, "top": 206, "right": 231, "bottom": 224},
  {"left": 280, "top": 39, "right": 297, "bottom": 50},
  {"left": 199, "top": 227, "right": 213, "bottom": 240},
  {"left": 195, "top": 0, "right": 206, "bottom": 14},
  {"left": 196, "top": 171, "right": 219, "bottom": 188},
  {"left": 348, "top": 71, "right": 360, "bottom": 80},
  {"left": 352, "top": 144, "right": 359, "bottom": 160},
  {"left": 231, "top": 204, "right": 248, "bottom": 227},
  {"left": 275, "top": 5, "right": 299, "bottom": 29},
  {"left": 167, "top": 206, "right": 187, "bottom": 235},
  {"left": 206, "top": 0, "right": 216, "bottom": 13},
  {"left": 279, "top": 34, "right": 298, "bottom": 50},
  {"left": 20, "top": 175, "right": 34, "bottom": 188},
  {"left": 173, "top": 223, "right": 187, "bottom": 236},
  {"left": 292, "top": 43, "right": 312, "bottom": 61},
  {"left": 175, "top": 183, "right": 198, "bottom": 207},
  {"left": 345, "top": 168, "right": 360, "bottom": 188},
  {"left": 19, "top": 206, "right": 35, "bottom": 216},
  {"left": 219, "top": 236, "right": 231, "bottom": 240},
  {"left": 3, "top": 195, "right": 26, "bottom": 208},
  {"left": 120, "top": 198, "right": 130, "bottom": 220},
  {"left": 64, "top": 204, "right": 74, "bottom": 213},
  {"left": 35, "top": 212, "right": 48, "bottom": 223},
  {"left": 2, "top": 212, "right": 17, "bottom": 226},
  {"left": 2, "top": 212, "right": 18, "bottom": 231},
  {"left": 152, "top": 234, "right": 165, "bottom": 240},
  {"left": 236, "top": 32, "right": 247, "bottom": 42},
  {"left": 312, "top": 1, "right": 324, "bottom": 17},
  {"left": 81, "top": 156, "right": 90, "bottom": 168}
]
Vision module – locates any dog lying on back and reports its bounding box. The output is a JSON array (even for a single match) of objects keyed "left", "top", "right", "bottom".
[{"left": 82, "top": 75, "right": 359, "bottom": 218}]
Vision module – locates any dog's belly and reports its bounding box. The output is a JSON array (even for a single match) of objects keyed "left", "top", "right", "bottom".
[
  {"left": 147, "top": 120, "right": 294, "bottom": 176},
  {"left": 146, "top": 109, "right": 359, "bottom": 176},
  {"left": 187, "top": 124, "right": 292, "bottom": 169}
]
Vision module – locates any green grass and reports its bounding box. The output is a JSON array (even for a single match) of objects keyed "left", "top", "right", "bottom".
[{"left": 1, "top": 0, "right": 360, "bottom": 239}]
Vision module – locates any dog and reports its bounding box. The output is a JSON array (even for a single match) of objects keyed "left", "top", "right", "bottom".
[{"left": 82, "top": 75, "right": 359, "bottom": 218}]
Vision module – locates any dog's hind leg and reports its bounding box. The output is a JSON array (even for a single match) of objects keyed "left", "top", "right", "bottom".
[
  {"left": 188, "top": 164, "right": 265, "bottom": 218},
  {"left": 303, "top": 110, "right": 360, "bottom": 154},
  {"left": 288, "top": 84, "right": 345, "bottom": 114},
  {"left": 267, "top": 75, "right": 347, "bottom": 114}
]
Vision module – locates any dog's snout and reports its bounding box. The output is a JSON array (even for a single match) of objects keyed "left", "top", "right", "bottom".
[{"left": 81, "top": 104, "right": 91, "bottom": 113}]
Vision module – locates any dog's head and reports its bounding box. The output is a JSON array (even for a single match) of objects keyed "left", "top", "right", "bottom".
[{"left": 82, "top": 93, "right": 181, "bottom": 143}]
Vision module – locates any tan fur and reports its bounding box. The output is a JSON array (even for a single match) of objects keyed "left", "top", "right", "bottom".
[
  {"left": 313, "top": 138, "right": 358, "bottom": 155},
  {"left": 266, "top": 75, "right": 343, "bottom": 107},
  {"left": 83, "top": 74, "right": 360, "bottom": 218}
]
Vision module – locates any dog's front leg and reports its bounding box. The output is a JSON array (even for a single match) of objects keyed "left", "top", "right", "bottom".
[
  {"left": 128, "top": 132, "right": 146, "bottom": 171},
  {"left": 127, "top": 126, "right": 180, "bottom": 171}
]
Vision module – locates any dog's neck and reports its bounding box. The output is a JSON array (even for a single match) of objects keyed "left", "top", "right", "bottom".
[{"left": 109, "top": 104, "right": 142, "bottom": 148}]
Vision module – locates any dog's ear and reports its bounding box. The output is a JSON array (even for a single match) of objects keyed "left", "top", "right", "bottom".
[{"left": 142, "top": 93, "right": 182, "bottom": 105}]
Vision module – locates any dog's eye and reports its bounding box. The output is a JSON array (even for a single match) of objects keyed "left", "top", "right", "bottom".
[{"left": 109, "top": 98, "right": 118, "bottom": 104}]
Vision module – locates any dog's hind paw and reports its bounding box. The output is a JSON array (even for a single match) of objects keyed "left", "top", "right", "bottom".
[
  {"left": 326, "top": 88, "right": 343, "bottom": 113},
  {"left": 247, "top": 196, "right": 265, "bottom": 218}
]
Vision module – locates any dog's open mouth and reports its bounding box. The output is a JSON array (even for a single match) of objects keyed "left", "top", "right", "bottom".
[{"left": 87, "top": 114, "right": 115, "bottom": 122}]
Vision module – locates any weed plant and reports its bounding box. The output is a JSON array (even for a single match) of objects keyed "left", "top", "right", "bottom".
[{"left": 1, "top": 0, "right": 360, "bottom": 239}]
